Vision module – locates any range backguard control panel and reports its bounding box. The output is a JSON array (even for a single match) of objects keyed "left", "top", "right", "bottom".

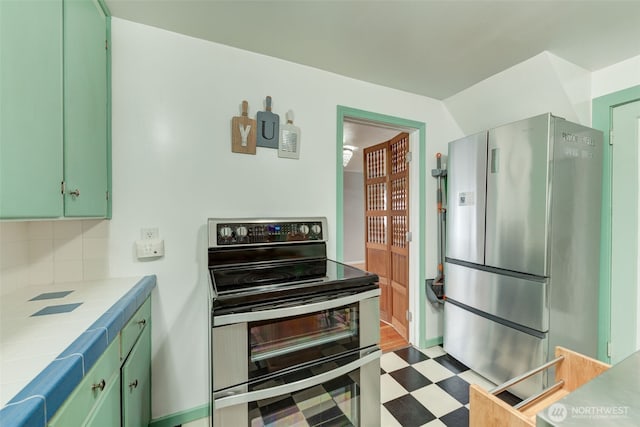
[{"left": 215, "top": 220, "right": 324, "bottom": 246}]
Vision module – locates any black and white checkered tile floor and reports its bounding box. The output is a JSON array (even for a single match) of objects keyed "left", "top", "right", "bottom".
[
  {"left": 184, "top": 346, "right": 520, "bottom": 427},
  {"left": 381, "top": 345, "right": 502, "bottom": 427}
]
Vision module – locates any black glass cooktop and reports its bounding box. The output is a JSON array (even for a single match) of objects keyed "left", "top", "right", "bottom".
[
  {"left": 209, "top": 259, "right": 378, "bottom": 315},
  {"left": 212, "top": 259, "right": 328, "bottom": 289},
  {"left": 208, "top": 241, "right": 379, "bottom": 315}
]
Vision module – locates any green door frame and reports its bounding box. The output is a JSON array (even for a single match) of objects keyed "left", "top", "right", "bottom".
[
  {"left": 592, "top": 84, "right": 640, "bottom": 362},
  {"left": 336, "top": 106, "right": 428, "bottom": 347}
]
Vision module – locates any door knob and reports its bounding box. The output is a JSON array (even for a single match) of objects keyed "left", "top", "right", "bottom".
[{"left": 69, "top": 189, "right": 80, "bottom": 198}]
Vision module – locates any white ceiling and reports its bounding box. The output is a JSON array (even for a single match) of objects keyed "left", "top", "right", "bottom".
[
  {"left": 106, "top": 0, "right": 640, "bottom": 100},
  {"left": 343, "top": 120, "right": 405, "bottom": 172}
]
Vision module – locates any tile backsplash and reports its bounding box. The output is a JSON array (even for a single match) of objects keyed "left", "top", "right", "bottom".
[{"left": 0, "top": 220, "right": 110, "bottom": 295}]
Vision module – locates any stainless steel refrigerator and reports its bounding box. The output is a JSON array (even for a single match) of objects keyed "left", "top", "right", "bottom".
[{"left": 443, "top": 113, "right": 603, "bottom": 398}]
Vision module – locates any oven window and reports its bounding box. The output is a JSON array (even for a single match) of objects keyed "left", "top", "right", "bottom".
[
  {"left": 249, "top": 303, "right": 359, "bottom": 380},
  {"left": 248, "top": 370, "right": 359, "bottom": 427}
]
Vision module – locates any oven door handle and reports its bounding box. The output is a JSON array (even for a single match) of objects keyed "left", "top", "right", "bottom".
[
  {"left": 213, "top": 348, "right": 381, "bottom": 409},
  {"left": 212, "top": 288, "right": 380, "bottom": 326}
]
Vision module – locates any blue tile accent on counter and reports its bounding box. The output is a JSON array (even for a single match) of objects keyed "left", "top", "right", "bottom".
[
  {"left": 28, "top": 290, "right": 74, "bottom": 301},
  {"left": 0, "top": 275, "right": 157, "bottom": 426},
  {"left": 31, "top": 303, "right": 83, "bottom": 317},
  {"left": 0, "top": 396, "right": 45, "bottom": 427}
]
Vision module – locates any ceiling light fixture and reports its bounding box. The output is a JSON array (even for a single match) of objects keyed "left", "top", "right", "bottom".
[{"left": 343, "top": 147, "right": 354, "bottom": 167}]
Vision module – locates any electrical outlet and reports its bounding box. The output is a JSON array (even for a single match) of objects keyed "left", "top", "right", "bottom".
[
  {"left": 141, "top": 228, "right": 159, "bottom": 240},
  {"left": 136, "top": 239, "right": 164, "bottom": 259}
]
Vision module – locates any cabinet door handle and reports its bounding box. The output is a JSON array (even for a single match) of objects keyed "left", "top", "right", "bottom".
[
  {"left": 137, "top": 319, "right": 146, "bottom": 327},
  {"left": 69, "top": 189, "right": 80, "bottom": 198},
  {"left": 129, "top": 379, "right": 138, "bottom": 390},
  {"left": 92, "top": 379, "right": 106, "bottom": 391}
]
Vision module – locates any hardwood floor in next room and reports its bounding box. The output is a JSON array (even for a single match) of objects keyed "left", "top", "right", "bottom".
[
  {"left": 348, "top": 262, "right": 409, "bottom": 353},
  {"left": 380, "top": 321, "right": 409, "bottom": 353}
]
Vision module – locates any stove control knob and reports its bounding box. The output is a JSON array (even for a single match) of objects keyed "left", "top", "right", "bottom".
[
  {"left": 236, "top": 226, "right": 248, "bottom": 237},
  {"left": 219, "top": 226, "right": 233, "bottom": 238},
  {"left": 299, "top": 224, "right": 310, "bottom": 235},
  {"left": 311, "top": 224, "right": 321, "bottom": 235}
]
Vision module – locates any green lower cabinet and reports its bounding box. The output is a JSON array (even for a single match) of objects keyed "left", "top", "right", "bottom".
[
  {"left": 48, "top": 339, "right": 120, "bottom": 427},
  {"left": 48, "top": 298, "right": 152, "bottom": 426},
  {"left": 121, "top": 298, "right": 151, "bottom": 361},
  {"left": 83, "top": 371, "right": 121, "bottom": 427},
  {"left": 122, "top": 325, "right": 151, "bottom": 427}
]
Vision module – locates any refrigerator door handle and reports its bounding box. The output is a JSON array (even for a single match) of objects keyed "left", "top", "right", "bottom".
[{"left": 490, "top": 148, "right": 499, "bottom": 173}]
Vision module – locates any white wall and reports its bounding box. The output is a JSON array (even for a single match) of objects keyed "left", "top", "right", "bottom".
[
  {"left": 444, "top": 51, "right": 640, "bottom": 136},
  {"left": 444, "top": 51, "right": 592, "bottom": 134},
  {"left": 343, "top": 171, "right": 365, "bottom": 264},
  {"left": 591, "top": 54, "right": 640, "bottom": 99},
  {"left": 109, "top": 18, "right": 460, "bottom": 419}
]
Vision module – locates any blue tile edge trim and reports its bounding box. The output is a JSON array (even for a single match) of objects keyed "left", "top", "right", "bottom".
[
  {"left": 3, "top": 357, "right": 82, "bottom": 427},
  {"left": 0, "top": 396, "right": 45, "bottom": 427},
  {"left": 1, "top": 275, "right": 157, "bottom": 426}
]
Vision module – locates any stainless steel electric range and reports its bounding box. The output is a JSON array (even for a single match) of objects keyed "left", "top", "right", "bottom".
[{"left": 207, "top": 217, "right": 381, "bottom": 427}]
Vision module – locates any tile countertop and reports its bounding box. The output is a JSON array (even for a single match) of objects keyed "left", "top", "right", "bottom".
[{"left": 0, "top": 275, "right": 156, "bottom": 426}]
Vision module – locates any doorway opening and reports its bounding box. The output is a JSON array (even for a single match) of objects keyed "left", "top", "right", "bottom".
[
  {"left": 335, "top": 106, "right": 427, "bottom": 350},
  {"left": 593, "top": 86, "right": 640, "bottom": 363}
]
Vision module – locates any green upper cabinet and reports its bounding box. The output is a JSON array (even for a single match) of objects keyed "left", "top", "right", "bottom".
[
  {"left": 0, "top": 0, "right": 110, "bottom": 219},
  {"left": 0, "top": 0, "right": 64, "bottom": 218},
  {"left": 64, "top": 0, "right": 108, "bottom": 217}
]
